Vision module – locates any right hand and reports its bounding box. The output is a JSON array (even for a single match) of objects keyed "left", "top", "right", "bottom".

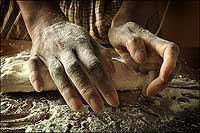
[
  {"left": 27, "top": 21, "right": 119, "bottom": 112},
  {"left": 108, "top": 22, "right": 180, "bottom": 96}
]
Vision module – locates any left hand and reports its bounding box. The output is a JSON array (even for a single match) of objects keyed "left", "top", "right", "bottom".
[
  {"left": 108, "top": 22, "right": 180, "bottom": 96},
  {"left": 27, "top": 21, "right": 118, "bottom": 112}
]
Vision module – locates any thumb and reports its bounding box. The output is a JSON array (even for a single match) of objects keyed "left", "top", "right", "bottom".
[
  {"left": 125, "top": 37, "right": 147, "bottom": 64},
  {"left": 27, "top": 55, "right": 44, "bottom": 92}
]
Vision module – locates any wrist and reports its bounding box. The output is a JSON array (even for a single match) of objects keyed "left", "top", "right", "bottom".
[
  {"left": 17, "top": 1, "right": 67, "bottom": 38},
  {"left": 26, "top": 11, "right": 67, "bottom": 38},
  {"left": 30, "top": 14, "right": 67, "bottom": 38}
]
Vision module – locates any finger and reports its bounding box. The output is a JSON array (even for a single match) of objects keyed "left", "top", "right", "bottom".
[
  {"left": 145, "top": 60, "right": 180, "bottom": 96},
  {"left": 27, "top": 55, "right": 44, "bottom": 92},
  {"left": 149, "top": 40, "right": 179, "bottom": 82},
  {"left": 115, "top": 48, "right": 139, "bottom": 71},
  {"left": 47, "top": 57, "right": 83, "bottom": 111},
  {"left": 90, "top": 37, "right": 115, "bottom": 73},
  {"left": 115, "top": 47, "right": 160, "bottom": 73},
  {"left": 138, "top": 63, "right": 160, "bottom": 73},
  {"left": 127, "top": 23, "right": 180, "bottom": 95},
  {"left": 145, "top": 77, "right": 169, "bottom": 96},
  {"left": 60, "top": 51, "right": 104, "bottom": 112},
  {"left": 99, "top": 48, "right": 115, "bottom": 73},
  {"left": 138, "top": 49, "right": 162, "bottom": 72},
  {"left": 135, "top": 27, "right": 179, "bottom": 95},
  {"left": 125, "top": 37, "right": 147, "bottom": 64},
  {"left": 160, "top": 44, "right": 179, "bottom": 81},
  {"left": 138, "top": 28, "right": 180, "bottom": 82},
  {"left": 142, "top": 71, "right": 158, "bottom": 95},
  {"left": 76, "top": 46, "right": 119, "bottom": 107},
  {"left": 146, "top": 44, "right": 179, "bottom": 96}
]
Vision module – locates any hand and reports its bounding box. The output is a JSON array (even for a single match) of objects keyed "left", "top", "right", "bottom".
[
  {"left": 108, "top": 22, "right": 180, "bottom": 96},
  {"left": 27, "top": 21, "right": 119, "bottom": 112}
]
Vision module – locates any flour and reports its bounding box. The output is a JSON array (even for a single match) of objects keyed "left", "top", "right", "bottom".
[{"left": 0, "top": 79, "right": 199, "bottom": 132}]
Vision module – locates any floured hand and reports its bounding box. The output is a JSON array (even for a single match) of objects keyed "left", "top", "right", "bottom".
[
  {"left": 108, "top": 22, "right": 180, "bottom": 96},
  {"left": 28, "top": 21, "right": 119, "bottom": 112}
]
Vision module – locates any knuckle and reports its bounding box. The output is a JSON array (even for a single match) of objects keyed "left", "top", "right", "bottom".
[
  {"left": 88, "top": 61, "right": 106, "bottom": 80},
  {"left": 126, "top": 22, "right": 140, "bottom": 31},
  {"left": 75, "top": 75, "right": 91, "bottom": 89},
  {"left": 49, "top": 63, "right": 63, "bottom": 77},
  {"left": 170, "top": 43, "right": 180, "bottom": 55},
  {"left": 66, "top": 61, "right": 81, "bottom": 76},
  {"left": 132, "top": 36, "right": 141, "bottom": 43},
  {"left": 80, "top": 87, "right": 95, "bottom": 97},
  {"left": 65, "top": 60, "right": 93, "bottom": 90},
  {"left": 88, "top": 60, "right": 100, "bottom": 71},
  {"left": 127, "top": 37, "right": 143, "bottom": 47},
  {"left": 51, "top": 65, "right": 63, "bottom": 73},
  {"left": 59, "top": 84, "right": 69, "bottom": 95}
]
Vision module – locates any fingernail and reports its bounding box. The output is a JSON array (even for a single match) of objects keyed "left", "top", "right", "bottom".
[
  {"left": 135, "top": 49, "right": 146, "bottom": 63},
  {"left": 106, "top": 92, "right": 119, "bottom": 107},
  {"left": 33, "top": 81, "right": 43, "bottom": 92},
  {"left": 69, "top": 98, "right": 83, "bottom": 111},
  {"left": 89, "top": 98, "right": 104, "bottom": 112}
]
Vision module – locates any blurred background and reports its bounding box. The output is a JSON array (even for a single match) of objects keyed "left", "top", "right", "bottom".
[{"left": 159, "top": 0, "right": 199, "bottom": 70}]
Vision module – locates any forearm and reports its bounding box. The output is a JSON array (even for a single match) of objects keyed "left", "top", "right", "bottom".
[
  {"left": 17, "top": 1, "right": 67, "bottom": 37},
  {"left": 112, "top": 1, "right": 159, "bottom": 27}
]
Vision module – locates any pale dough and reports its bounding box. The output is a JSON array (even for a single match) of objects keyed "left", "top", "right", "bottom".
[{"left": 0, "top": 51, "right": 156, "bottom": 93}]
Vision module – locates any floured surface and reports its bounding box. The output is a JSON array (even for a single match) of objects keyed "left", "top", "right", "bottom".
[
  {"left": 1, "top": 48, "right": 200, "bottom": 132},
  {"left": 1, "top": 75, "right": 199, "bottom": 132}
]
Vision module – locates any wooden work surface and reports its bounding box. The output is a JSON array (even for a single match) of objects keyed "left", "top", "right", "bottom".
[{"left": 0, "top": 40, "right": 199, "bottom": 132}]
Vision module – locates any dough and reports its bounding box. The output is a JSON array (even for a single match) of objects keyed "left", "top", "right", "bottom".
[{"left": 0, "top": 51, "right": 156, "bottom": 93}]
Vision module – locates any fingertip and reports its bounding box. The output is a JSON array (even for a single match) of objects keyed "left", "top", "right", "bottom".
[
  {"left": 105, "top": 91, "right": 119, "bottom": 107},
  {"left": 89, "top": 97, "right": 104, "bottom": 112},
  {"left": 145, "top": 77, "right": 168, "bottom": 96},
  {"left": 33, "top": 80, "right": 44, "bottom": 92},
  {"left": 135, "top": 49, "right": 146, "bottom": 63},
  {"left": 126, "top": 38, "right": 147, "bottom": 64},
  {"left": 69, "top": 98, "right": 83, "bottom": 111}
]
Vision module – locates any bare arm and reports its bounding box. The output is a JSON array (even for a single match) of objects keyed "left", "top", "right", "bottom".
[
  {"left": 112, "top": 1, "right": 159, "bottom": 27},
  {"left": 17, "top": 1, "right": 66, "bottom": 37}
]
